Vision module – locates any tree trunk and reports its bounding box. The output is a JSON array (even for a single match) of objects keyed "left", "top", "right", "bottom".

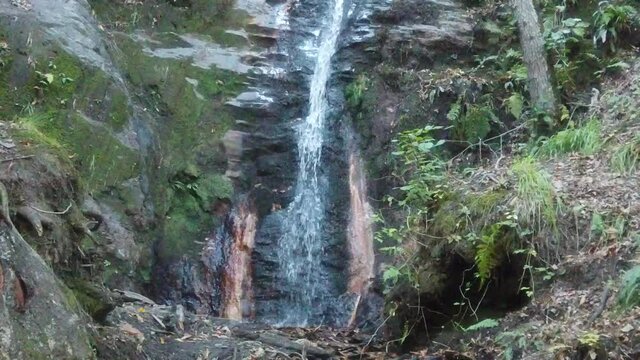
[{"left": 512, "top": 0, "right": 557, "bottom": 116}]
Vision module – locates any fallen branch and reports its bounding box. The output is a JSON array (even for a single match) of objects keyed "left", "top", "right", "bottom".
[
  {"left": 588, "top": 286, "right": 611, "bottom": 324},
  {"left": 1, "top": 155, "right": 34, "bottom": 163},
  {"left": 114, "top": 289, "right": 156, "bottom": 305},
  {"left": 30, "top": 202, "right": 73, "bottom": 215}
]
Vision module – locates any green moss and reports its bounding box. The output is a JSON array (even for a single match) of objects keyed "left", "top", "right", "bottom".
[
  {"left": 467, "top": 190, "right": 507, "bottom": 218},
  {"left": 432, "top": 200, "right": 465, "bottom": 235},
  {"left": 159, "top": 171, "right": 232, "bottom": 260},
  {"left": 431, "top": 190, "right": 507, "bottom": 237},
  {"left": 15, "top": 111, "right": 139, "bottom": 192},
  {"left": 88, "top": 0, "right": 250, "bottom": 47},
  {"left": 36, "top": 52, "right": 83, "bottom": 110},
  {"left": 108, "top": 89, "right": 130, "bottom": 130},
  {"left": 59, "top": 280, "right": 84, "bottom": 315},
  {"left": 162, "top": 192, "right": 212, "bottom": 258},
  {"left": 65, "top": 279, "right": 113, "bottom": 320},
  {"left": 112, "top": 34, "right": 241, "bottom": 172},
  {"left": 196, "top": 173, "right": 234, "bottom": 204}
]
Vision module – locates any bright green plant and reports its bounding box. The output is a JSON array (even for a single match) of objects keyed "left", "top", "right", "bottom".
[
  {"left": 377, "top": 126, "right": 448, "bottom": 293},
  {"left": 392, "top": 125, "right": 447, "bottom": 208}
]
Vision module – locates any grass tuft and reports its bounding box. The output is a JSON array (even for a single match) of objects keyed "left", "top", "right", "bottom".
[
  {"left": 511, "top": 157, "right": 559, "bottom": 230},
  {"left": 610, "top": 135, "right": 640, "bottom": 175},
  {"left": 618, "top": 265, "right": 640, "bottom": 310},
  {"left": 535, "top": 119, "right": 602, "bottom": 157}
]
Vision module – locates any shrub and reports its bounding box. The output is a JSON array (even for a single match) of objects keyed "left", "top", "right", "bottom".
[{"left": 593, "top": 2, "right": 638, "bottom": 50}]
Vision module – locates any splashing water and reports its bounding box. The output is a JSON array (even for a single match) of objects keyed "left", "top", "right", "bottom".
[{"left": 277, "top": 0, "right": 347, "bottom": 326}]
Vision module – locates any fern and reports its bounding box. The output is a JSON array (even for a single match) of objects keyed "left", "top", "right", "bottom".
[
  {"left": 464, "top": 318, "right": 499, "bottom": 332},
  {"left": 475, "top": 224, "right": 501, "bottom": 285},
  {"left": 447, "top": 98, "right": 463, "bottom": 122},
  {"left": 506, "top": 93, "right": 524, "bottom": 119},
  {"left": 618, "top": 265, "right": 640, "bottom": 309}
]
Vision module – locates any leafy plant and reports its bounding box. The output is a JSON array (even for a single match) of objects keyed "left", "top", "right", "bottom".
[
  {"left": 345, "top": 74, "right": 370, "bottom": 110},
  {"left": 392, "top": 125, "right": 447, "bottom": 208},
  {"left": 377, "top": 126, "right": 448, "bottom": 293},
  {"left": 506, "top": 92, "right": 525, "bottom": 119},
  {"left": 452, "top": 103, "right": 497, "bottom": 143},
  {"left": 592, "top": 2, "right": 638, "bottom": 50},
  {"left": 464, "top": 318, "right": 499, "bottom": 332}
]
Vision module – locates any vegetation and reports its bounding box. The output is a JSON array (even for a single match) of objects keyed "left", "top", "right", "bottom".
[
  {"left": 610, "top": 134, "right": 640, "bottom": 174},
  {"left": 534, "top": 118, "right": 602, "bottom": 157},
  {"left": 372, "top": 0, "right": 640, "bottom": 347},
  {"left": 618, "top": 265, "right": 640, "bottom": 309}
]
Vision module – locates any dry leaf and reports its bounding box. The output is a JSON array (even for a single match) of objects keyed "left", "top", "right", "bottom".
[
  {"left": 14, "top": 275, "right": 28, "bottom": 313},
  {"left": 120, "top": 322, "right": 145, "bottom": 342}
]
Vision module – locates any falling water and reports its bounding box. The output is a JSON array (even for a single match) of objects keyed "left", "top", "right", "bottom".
[{"left": 277, "top": 0, "right": 347, "bottom": 326}]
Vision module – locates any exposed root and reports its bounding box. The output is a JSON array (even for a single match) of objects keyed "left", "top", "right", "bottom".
[{"left": 16, "top": 206, "right": 43, "bottom": 237}]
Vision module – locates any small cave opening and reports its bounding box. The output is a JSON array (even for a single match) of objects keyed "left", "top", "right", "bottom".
[{"left": 390, "top": 252, "right": 531, "bottom": 350}]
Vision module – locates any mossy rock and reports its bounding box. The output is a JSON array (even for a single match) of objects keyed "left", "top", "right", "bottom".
[
  {"left": 15, "top": 111, "right": 139, "bottom": 192},
  {"left": 88, "top": 0, "right": 250, "bottom": 47},
  {"left": 159, "top": 172, "right": 233, "bottom": 260},
  {"left": 65, "top": 278, "right": 114, "bottom": 321}
]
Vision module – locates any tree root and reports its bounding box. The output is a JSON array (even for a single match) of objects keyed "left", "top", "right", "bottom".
[{"left": 16, "top": 206, "right": 44, "bottom": 237}]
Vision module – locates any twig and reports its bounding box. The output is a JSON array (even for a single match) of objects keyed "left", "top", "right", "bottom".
[
  {"left": 29, "top": 202, "right": 72, "bottom": 215},
  {"left": 588, "top": 286, "right": 611, "bottom": 324},
  {"left": 449, "top": 122, "right": 528, "bottom": 164},
  {"left": 1, "top": 155, "right": 34, "bottom": 163},
  {"left": 360, "top": 314, "right": 391, "bottom": 360}
]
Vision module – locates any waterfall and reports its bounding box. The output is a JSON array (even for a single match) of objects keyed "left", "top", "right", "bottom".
[{"left": 276, "top": 0, "right": 347, "bottom": 326}]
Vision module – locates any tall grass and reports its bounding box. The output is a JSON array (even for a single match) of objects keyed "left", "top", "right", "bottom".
[
  {"left": 511, "top": 157, "right": 559, "bottom": 230},
  {"left": 618, "top": 265, "right": 640, "bottom": 310},
  {"left": 610, "top": 135, "right": 640, "bottom": 175},
  {"left": 535, "top": 119, "right": 602, "bottom": 158}
]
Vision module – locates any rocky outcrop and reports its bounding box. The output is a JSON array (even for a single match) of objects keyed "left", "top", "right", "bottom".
[{"left": 0, "top": 214, "right": 93, "bottom": 359}]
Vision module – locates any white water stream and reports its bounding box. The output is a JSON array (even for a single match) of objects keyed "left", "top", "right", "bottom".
[{"left": 277, "top": 0, "right": 347, "bottom": 326}]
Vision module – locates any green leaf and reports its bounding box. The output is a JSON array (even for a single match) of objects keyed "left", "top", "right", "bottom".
[
  {"left": 383, "top": 267, "right": 401, "bottom": 283},
  {"left": 418, "top": 142, "right": 435, "bottom": 152},
  {"left": 464, "top": 318, "right": 499, "bottom": 332},
  {"left": 44, "top": 73, "right": 54, "bottom": 84},
  {"left": 506, "top": 93, "right": 524, "bottom": 119}
]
